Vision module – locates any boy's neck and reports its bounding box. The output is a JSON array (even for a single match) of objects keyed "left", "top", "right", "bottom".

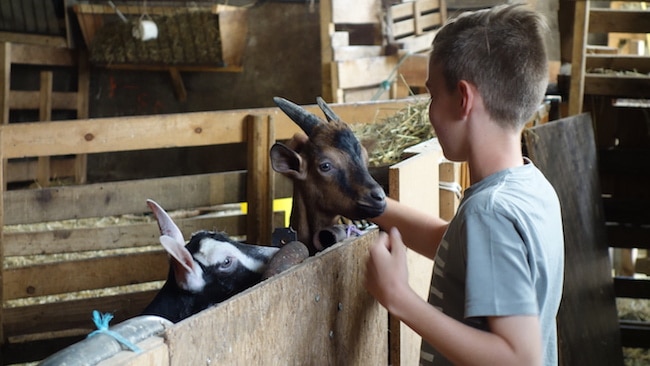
[{"left": 466, "top": 117, "right": 524, "bottom": 185}]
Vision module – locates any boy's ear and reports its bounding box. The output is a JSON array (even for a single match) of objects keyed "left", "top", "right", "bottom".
[
  {"left": 270, "top": 143, "right": 308, "bottom": 180},
  {"left": 457, "top": 80, "right": 475, "bottom": 119}
]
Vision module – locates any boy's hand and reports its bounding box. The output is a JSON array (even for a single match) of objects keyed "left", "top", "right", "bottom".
[{"left": 365, "top": 227, "right": 410, "bottom": 311}]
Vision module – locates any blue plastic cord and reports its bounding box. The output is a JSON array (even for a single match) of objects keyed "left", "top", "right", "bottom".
[{"left": 87, "top": 310, "right": 143, "bottom": 354}]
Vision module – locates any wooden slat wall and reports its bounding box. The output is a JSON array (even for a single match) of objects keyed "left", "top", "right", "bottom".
[{"left": 0, "top": 98, "right": 420, "bottom": 345}]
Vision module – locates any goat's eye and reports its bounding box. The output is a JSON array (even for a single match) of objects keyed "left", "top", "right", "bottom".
[
  {"left": 221, "top": 257, "right": 233, "bottom": 268},
  {"left": 319, "top": 162, "right": 332, "bottom": 172}
]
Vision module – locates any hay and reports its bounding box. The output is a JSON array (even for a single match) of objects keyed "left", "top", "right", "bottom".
[
  {"left": 89, "top": 11, "right": 223, "bottom": 65},
  {"left": 350, "top": 98, "right": 434, "bottom": 167}
]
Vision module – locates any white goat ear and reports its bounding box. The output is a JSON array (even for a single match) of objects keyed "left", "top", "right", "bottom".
[
  {"left": 160, "top": 235, "right": 205, "bottom": 292},
  {"left": 270, "top": 143, "right": 307, "bottom": 180},
  {"left": 147, "top": 199, "right": 186, "bottom": 245}
]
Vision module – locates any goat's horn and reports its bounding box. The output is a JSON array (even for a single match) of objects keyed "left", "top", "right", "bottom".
[
  {"left": 273, "top": 97, "right": 320, "bottom": 136},
  {"left": 316, "top": 97, "right": 340, "bottom": 122}
]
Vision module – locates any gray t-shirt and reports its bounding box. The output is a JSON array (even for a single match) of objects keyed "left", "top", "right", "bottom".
[{"left": 421, "top": 158, "right": 564, "bottom": 366}]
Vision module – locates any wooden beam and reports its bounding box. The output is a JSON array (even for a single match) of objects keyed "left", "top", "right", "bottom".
[
  {"left": 586, "top": 55, "right": 650, "bottom": 74},
  {"left": 0, "top": 32, "right": 67, "bottom": 48},
  {"left": 246, "top": 114, "right": 274, "bottom": 245},
  {"left": 0, "top": 42, "right": 10, "bottom": 124},
  {"left": 37, "top": 71, "right": 53, "bottom": 188},
  {"left": 0, "top": 98, "right": 418, "bottom": 159},
  {"left": 4, "top": 252, "right": 168, "bottom": 300},
  {"left": 568, "top": 0, "right": 589, "bottom": 116},
  {"left": 3, "top": 172, "right": 247, "bottom": 225},
  {"left": 590, "top": 9, "right": 650, "bottom": 34}
]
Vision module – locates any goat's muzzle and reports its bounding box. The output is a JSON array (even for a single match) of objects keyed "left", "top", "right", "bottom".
[{"left": 356, "top": 186, "right": 386, "bottom": 219}]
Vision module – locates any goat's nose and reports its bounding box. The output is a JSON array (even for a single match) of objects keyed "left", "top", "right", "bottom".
[{"left": 370, "top": 187, "right": 386, "bottom": 202}]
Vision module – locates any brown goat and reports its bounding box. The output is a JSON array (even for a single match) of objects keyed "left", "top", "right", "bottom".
[{"left": 270, "top": 97, "right": 386, "bottom": 255}]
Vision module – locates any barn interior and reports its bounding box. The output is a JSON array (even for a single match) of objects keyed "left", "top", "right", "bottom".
[{"left": 0, "top": 0, "right": 648, "bottom": 365}]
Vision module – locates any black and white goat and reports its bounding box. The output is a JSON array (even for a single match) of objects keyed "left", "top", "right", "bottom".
[
  {"left": 142, "top": 199, "right": 280, "bottom": 323},
  {"left": 271, "top": 97, "right": 386, "bottom": 255}
]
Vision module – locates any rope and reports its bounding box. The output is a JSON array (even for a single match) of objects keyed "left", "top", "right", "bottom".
[
  {"left": 87, "top": 310, "right": 143, "bottom": 354},
  {"left": 346, "top": 224, "right": 364, "bottom": 238},
  {"left": 439, "top": 181, "right": 463, "bottom": 199}
]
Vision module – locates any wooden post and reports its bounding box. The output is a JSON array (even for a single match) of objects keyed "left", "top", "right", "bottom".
[
  {"left": 75, "top": 49, "right": 89, "bottom": 184},
  {"left": 0, "top": 125, "right": 4, "bottom": 344},
  {"left": 246, "top": 114, "right": 274, "bottom": 246},
  {"left": 0, "top": 42, "right": 9, "bottom": 125},
  {"left": 37, "top": 71, "right": 53, "bottom": 187},
  {"left": 568, "top": 0, "right": 589, "bottom": 116},
  {"left": 388, "top": 148, "right": 441, "bottom": 366}
]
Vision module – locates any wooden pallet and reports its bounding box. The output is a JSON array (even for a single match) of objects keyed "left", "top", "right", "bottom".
[{"left": 320, "top": 0, "right": 446, "bottom": 103}]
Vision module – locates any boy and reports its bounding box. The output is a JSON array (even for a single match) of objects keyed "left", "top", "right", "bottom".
[{"left": 364, "top": 4, "right": 565, "bottom": 366}]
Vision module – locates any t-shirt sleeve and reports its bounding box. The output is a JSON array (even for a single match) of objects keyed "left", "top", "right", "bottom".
[{"left": 463, "top": 211, "right": 539, "bottom": 318}]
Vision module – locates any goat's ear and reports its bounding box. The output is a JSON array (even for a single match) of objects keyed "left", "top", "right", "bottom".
[
  {"left": 270, "top": 143, "right": 307, "bottom": 180},
  {"left": 147, "top": 199, "right": 186, "bottom": 245}
]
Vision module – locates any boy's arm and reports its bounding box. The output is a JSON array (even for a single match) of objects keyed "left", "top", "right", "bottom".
[
  {"left": 371, "top": 197, "right": 448, "bottom": 260},
  {"left": 399, "top": 292, "right": 542, "bottom": 366},
  {"left": 366, "top": 229, "right": 543, "bottom": 366}
]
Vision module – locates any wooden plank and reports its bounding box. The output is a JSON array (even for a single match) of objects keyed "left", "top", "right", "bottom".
[
  {"left": 216, "top": 6, "right": 248, "bottom": 68},
  {"left": 0, "top": 103, "right": 5, "bottom": 342},
  {"left": 5, "top": 212, "right": 285, "bottom": 257},
  {"left": 246, "top": 114, "right": 274, "bottom": 246},
  {"left": 584, "top": 74, "right": 650, "bottom": 98},
  {"left": 590, "top": 9, "right": 650, "bottom": 34},
  {"left": 523, "top": 113, "right": 624, "bottom": 366},
  {"left": 6, "top": 157, "right": 75, "bottom": 183},
  {"left": 5, "top": 214, "right": 236, "bottom": 256},
  {"left": 603, "top": 198, "right": 650, "bottom": 224},
  {"left": 568, "top": 0, "right": 589, "bottom": 116},
  {"left": 3, "top": 171, "right": 247, "bottom": 225},
  {"left": 0, "top": 98, "right": 418, "bottom": 159},
  {"left": 9, "top": 90, "right": 80, "bottom": 110},
  {"left": 3, "top": 290, "right": 157, "bottom": 338},
  {"left": 614, "top": 277, "right": 650, "bottom": 299},
  {"left": 37, "top": 70, "right": 53, "bottom": 188},
  {"left": 393, "top": 13, "right": 443, "bottom": 39},
  {"left": 331, "top": 0, "right": 380, "bottom": 24},
  {"left": 166, "top": 231, "right": 387, "bottom": 365},
  {"left": 587, "top": 55, "right": 650, "bottom": 76},
  {"left": 620, "top": 320, "right": 650, "bottom": 349},
  {"left": 9, "top": 43, "right": 76, "bottom": 66},
  {"left": 75, "top": 49, "right": 90, "bottom": 184},
  {"left": 607, "top": 225, "right": 650, "bottom": 249},
  {"left": 397, "top": 53, "right": 429, "bottom": 87},
  {"left": 343, "top": 85, "right": 390, "bottom": 103},
  {"left": 333, "top": 45, "right": 383, "bottom": 61},
  {"left": 388, "top": 149, "right": 440, "bottom": 366},
  {"left": 395, "top": 32, "right": 437, "bottom": 53},
  {"left": 321, "top": 1, "right": 334, "bottom": 101},
  {"left": 4, "top": 251, "right": 168, "bottom": 300},
  {"left": 0, "top": 32, "right": 67, "bottom": 48},
  {"left": 336, "top": 55, "right": 399, "bottom": 89},
  {"left": 0, "top": 42, "right": 9, "bottom": 124}
]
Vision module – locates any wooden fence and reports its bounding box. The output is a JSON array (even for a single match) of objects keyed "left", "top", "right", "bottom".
[{"left": 0, "top": 97, "right": 463, "bottom": 364}]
